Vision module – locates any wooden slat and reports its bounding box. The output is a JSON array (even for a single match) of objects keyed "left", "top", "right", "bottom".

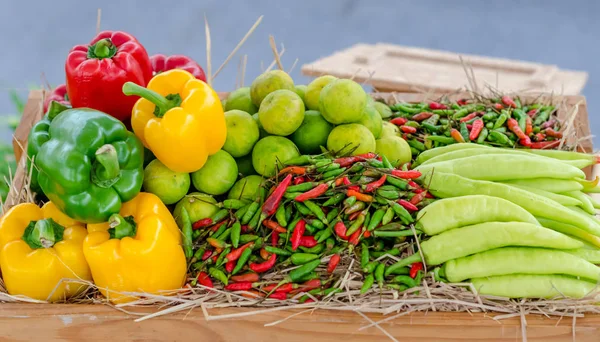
[
  {"left": 301, "top": 43, "right": 588, "bottom": 95},
  {"left": 0, "top": 304, "right": 599, "bottom": 342}
]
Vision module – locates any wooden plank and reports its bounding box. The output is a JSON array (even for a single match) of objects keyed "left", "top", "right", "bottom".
[
  {"left": 12, "top": 90, "right": 44, "bottom": 162},
  {"left": 0, "top": 304, "right": 599, "bottom": 341},
  {"left": 301, "top": 43, "right": 588, "bottom": 95}
]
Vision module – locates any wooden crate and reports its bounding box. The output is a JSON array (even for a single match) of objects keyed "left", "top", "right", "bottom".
[
  {"left": 301, "top": 43, "right": 588, "bottom": 95},
  {"left": 2, "top": 90, "right": 598, "bottom": 341}
]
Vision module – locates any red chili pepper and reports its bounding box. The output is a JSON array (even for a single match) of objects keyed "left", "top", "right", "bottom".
[
  {"left": 501, "top": 96, "right": 517, "bottom": 108},
  {"left": 150, "top": 54, "right": 207, "bottom": 81},
  {"left": 410, "top": 191, "right": 427, "bottom": 205},
  {"left": 42, "top": 85, "right": 70, "bottom": 113},
  {"left": 334, "top": 178, "right": 345, "bottom": 187},
  {"left": 391, "top": 170, "right": 422, "bottom": 179},
  {"left": 225, "top": 242, "right": 254, "bottom": 262},
  {"left": 349, "top": 229, "right": 362, "bottom": 245},
  {"left": 263, "top": 219, "right": 287, "bottom": 233},
  {"left": 224, "top": 282, "right": 254, "bottom": 291},
  {"left": 493, "top": 103, "right": 504, "bottom": 110},
  {"left": 263, "top": 283, "right": 296, "bottom": 293},
  {"left": 346, "top": 189, "right": 373, "bottom": 202},
  {"left": 300, "top": 236, "right": 318, "bottom": 248},
  {"left": 278, "top": 166, "right": 307, "bottom": 176},
  {"left": 327, "top": 254, "right": 341, "bottom": 273},
  {"left": 263, "top": 174, "right": 293, "bottom": 216},
  {"left": 407, "top": 180, "right": 421, "bottom": 190},
  {"left": 507, "top": 118, "right": 528, "bottom": 140},
  {"left": 398, "top": 199, "right": 419, "bottom": 211},
  {"left": 534, "top": 132, "right": 546, "bottom": 142},
  {"left": 293, "top": 176, "right": 306, "bottom": 185},
  {"left": 429, "top": 102, "right": 447, "bottom": 110},
  {"left": 334, "top": 221, "right": 349, "bottom": 240},
  {"left": 299, "top": 279, "right": 322, "bottom": 292},
  {"left": 525, "top": 117, "right": 533, "bottom": 136},
  {"left": 400, "top": 125, "right": 417, "bottom": 134},
  {"left": 413, "top": 188, "right": 424, "bottom": 194},
  {"left": 545, "top": 128, "right": 563, "bottom": 139},
  {"left": 211, "top": 220, "right": 227, "bottom": 232},
  {"left": 295, "top": 183, "right": 329, "bottom": 202},
  {"left": 466, "top": 124, "right": 473, "bottom": 130},
  {"left": 241, "top": 225, "right": 249, "bottom": 233},
  {"left": 356, "top": 153, "right": 377, "bottom": 159},
  {"left": 540, "top": 119, "right": 557, "bottom": 130},
  {"left": 457, "top": 99, "right": 469, "bottom": 106},
  {"left": 225, "top": 260, "right": 236, "bottom": 273},
  {"left": 271, "top": 231, "right": 279, "bottom": 247},
  {"left": 231, "top": 273, "right": 260, "bottom": 283},
  {"left": 291, "top": 220, "right": 306, "bottom": 251},
  {"left": 197, "top": 272, "right": 214, "bottom": 288},
  {"left": 348, "top": 210, "right": 362, "bottom": 221},
  {"left": 450, "top": 128, "right": 465, "bottom": 143},
  {"left": 192, "top": 218, "right": 213, "bottom": 230},
  {"left": 201, "top": 250, "right": 213, "bottom": 261},
  {"left": 520, "top": 137, "right": 533, "bottom": 147},
  {"left": 66, "top": 31, "right": 153, "bottom": 121},
  {"left": 363, "top": 175, "right": 387, "bottom": 193},
  {"left": 531, "top": 140, "right": 560, "bottom": 149},
  {"left": 260, "top": 248, "right": 271, "bottom": 260},
  {"left": 334, "top": 157, "right": 357, "bottom": 167},
  {"left": 207, "top": 238, "right": 226, "bottom": 249},
  {"left": 459, "top": 112, "right": 478, "bottom": 123},
  {"left": 249, "top": 253, "right": 277, "bottom": 273},
  {"left": 390, "top": 117, "right": 408, "bottom": 126},
  {"left": 411, "top": 112, "right": 433, "bottom": 122},
  {"left": 268, "top": 292, "right": 288, "bottom": 300},
  {"left": 211, "top": 254, "right": 219, "bottom": 263},
  {"left": 425, "top": 192, "right": 435, "bottom": 199},
  {"left": 469, "top": 119, "right": 484, "bottom": 141},
  {"left": 527, "top": 109, "right": 538, "bottom": 117},
  {"left": 409, "top": 262, "right": 424, "bottom": 279}
]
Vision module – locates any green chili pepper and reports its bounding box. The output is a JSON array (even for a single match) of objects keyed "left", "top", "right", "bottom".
[
  {"left": 533, "top": 126, "right": 541, "bottom": 134},
  {"left": 476, "top": 127, "right": 489, "bottom": 144},
  {"left": 287, "top": 182, "right": 318, "bottom": 193},
  {"left": 284, "top": 192, "right": 303, "bottom": 200},
  {"left": 343, "top": 197, "right": 357, "bottom": 210},
  {"left": 426, "top": 135, "right": 456, "bottom": 144},
  {"left": 291, "top": 253, "right": 320, "bottom": 265},
  {"left": 209, "top": 267, "right": 228, "bottom": 285},
  {"left": 370, "top": 247, "right": 401, "bottom": 258},
  {"left": 178, "top": 207, "right": 193, "bottom": 259},
  {"left": 513, "top": 108, "right": 526, "bottom": 121},
  {"left": 348, "top": 162, "right": 364, "bottom": 173},
  {"left": 216, "top": 247, "right": 231, "bottom": 267},
  {"left": 326, "top": 237, "right": 336, "bottom": 250},
  {"left": 299, "top": 243, "right": 325, "bottom": 254},
  {"left": 360, "top": 274, "right": 375, "bottom": 294},
  {"left": 392, "top": 275, "right": 417, "bottom": 288},
  {"left": 386, "top": 176, "right": 409, "bottom": 190},
  {"left": 193, "top": 230, "right": 201, "bottom": 239},
  {"left": 488, "top": 131, "right": 514, "bottom": 146},
  {"left": 212, "top": 222, "right": 227, "bottom": 238},
  {"left": 373, "top": 240, "right": 385, "bottom": 251},
  {"left": 482, "top": 112, "right": 497, "bottom": 121},
  {"left": 223, "top": 199, "right": 249, "bottom": 210},
  {"left": 485, "top": 121, "right": 494, "bottom": 130},
  {"left": 326, "top": 207, "right": 340, "bottom": 223},
  {"left": 407, "top": 139, "right": 426, "bottom": 152},
  {"left": 347, "top": 213, "right": 366, "bottom": 236},
  {"left": 459, "top": 122, "right": 469, "bottom": 141},
  {"left": 381, "top": 155, "right": 394, "bottom": 169},
  {"left": 452, "top": 108, "right": 469, "bottom": 120},
  {"left": 323, "top": 193, "right": 345, "bottom": 206},
  {"left": 304, "top": 224, "right": 318, "bottom": 235},
  {"left": 361, "top": 243, "right": 370, "bottom": 268},
  {"left": 230, "top": 221, "right": 241, "bottom": 248},
  {"left": 323, "top": 168, "right": 346, "bottom": 180},
  {"left": 381, "top": 207, "right": 395, "bottom": 225},
  {"left": 288, "top": 259, "right": 321, "bottom": 283},
  {"left": 392, "top": 104, "right": 421, "bottom": 114},
  {"left": 534, "top": 110, "right": 550, "bottom": 125},
  {"left": 432, "top": 109, "right": 454, "bottom": 116},
  {"left": 376, "top": 189, "right": 400, "bottom": 200},
  {"left": 304, "top": 200, "right": 328, "bottom": 223},
  {"left": 235, "top": 202, "right": 252, "bottom": 220},
  {"left": 218, "top": 228, "right": 232, "bottom": 242},
  {"left": 493, "top": 114, "right": 508, "bottom": 129},
  {"left": 518, "top": 115, "right": 527, "bottom": 132},
  {"left": 373, "top": 230, "right": 417, "bottom": 238},
  {"left": 345, "top": 201, "right": 366, "bottom": 215},
  {"left": 375, "top": 263, "right": 385, "bottom": 288},
  {"left": 247, "top": 204, "right": 263, "bottom": 230},
  {"left": 317, "top": 163, "right": 341, "bottom": 173},
  {"left": 363, "top": 262, "right": 378, "bottom": 274},
  {"left": 493, "top": 127, "right": 507, "bottom": 133},
  {"left": 390, "top": 202, "right": 414, "bottom": 223},
  {"left": 387, "top": 284, "right": 408, "bottom": 291},
  {"left": 284, "top": 155, "right": 315, "bottom": 166},
  {"left": 415, "top": 270, "right": 423, "bottom": 285},
  {"left": 295, "top": 202, "right": 312, "bottom": 216},
  {"left": 264, "top": 246, "right": 291, "bottom": 256},
  {"left": 421, "top": 123, "right": 441, "bottom": 133},
  {"left": 276, "top": 204, "right": 288, "bottom": 227},
  {"left": 424, "top": 114, "right": 440, "bottom": 125},
  {"left": 211, "top": 209, "right": 229, "bottom": 223},
  {"left": 368, "top": 159, "right": 385, "bottom": 168},
  {"left": 232, "top": 248, "right": 253, "bottom": 275},
  {"left": 367, "top": 208, "right": 385, "bottom": 231},
  {"left": 239, "top": 234, "right": 259, "bottom": 244},
  {"left": 514, "top": 97, "right": 522, "bottom": 108}
]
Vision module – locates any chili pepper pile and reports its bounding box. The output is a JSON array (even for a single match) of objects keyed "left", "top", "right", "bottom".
[
  {"left": 387, "top": 96, "right": 563, "bottom": 155},
  {"left": 187, "top": 152, "right": 437, "bottom": 299}
]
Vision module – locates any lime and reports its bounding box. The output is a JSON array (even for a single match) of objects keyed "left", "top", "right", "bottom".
[
  {"left": 258, "top": 90, "right": 305, "bottom": 136},
  {"left": 294, "top": 85, "right": 307, "bottom": 105},
  {"left": 252, "top": 113, "right": 271, "bottom": 139},
  {"left": 225, "top": 87, "right": 258, "bottom": 115},
  {"left": 290, "top": 110, "right": 334, "bottom": 154},
  {"left": 305, "top": 75, "right": 337, "bottom": 110},
  {"left": 143, "top": 159, "right": 190, "bottom": 205},
  {"left": 327, "top": 124, "right": 376, "bottom": 156},
  {"left": 223, "top": 110, "right": 260, "bottom": 157},
  {"left": 381, "top": 121, "right": 400, "bottom": 138},
  {"left": 228, "top": 175, "right": 264, "bottom": 202},
  {"left": 373, "top": 101, "right": 393, "bottom": 119},
  {"left": 358, "top": 104, "right": 383, "bottom": 139},
  {"left": 319, "top": 79, "right": 367, "bottom": 124},
  {"left": 235, "top": 154, "right": 257, "bottom": 176},
  {"left": 250, "top": 70, "right": 294, "bottom": 107},
  {"left": 191, "top": 150, "right": 238, "bottom": 195},
  {"left": 375, "top": 136, "right": 412, "bottom": 167},
  {"left": 173, "top": 192, "right": 219, "bottom": 227},
  {"left": 252, "top": 136, "right": 300, "bottom": 177}
]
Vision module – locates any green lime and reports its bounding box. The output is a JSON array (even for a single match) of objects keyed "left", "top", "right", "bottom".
[
  {"left": 294, "top": 85, "right": 307, "bottom": 105},
  {"left": 375, "top": 136, "right": 412, "bottom": 167},
  {"left": 174, "top": 192, "right": 219, "bottom": 227},
  {"left": 225, "top": 87, "right": 258, "bottom": 115},
  {"left": 305, "top": 75, "right": 337, "bottom": 110},
  {"left": 235, "top": 154, "right": 257, "bottom": 176},
  {"left": 252, "top": 136, "right": 300, "bottom": 177},
  {"left": 143, "top": 159, "right": 190, "bottom": 205},
  {"left": 290, "top": 110, "right": 334, "bottom": 154},
  {"left": 228, "top": 175, "right": 264, "bottom": 202},
  {"left": 373, "top": 101, "right": 393, "bottom": 119},
  {"left": 319, "top": 79, "right": 367, "bottom": 124},
  {"left": 223, "top": 110, "right": 260, "bottom": 157},
  {"left": 250, "top": 70, "right": 294, "bottom": 107},
  {"left": 381, "top": 121, "right": 400, "bottom": 138},
  {"left": 191, "top": 150, "right": 238, "bottom": 195},
  {"left": 253, "top": 113, "right": 271, "bottom": 139},
  {"left": 258, "top": 90, "right": 305, "bottom": 136},
  {"left": 358, "top": 104, "right": 383, "bottom": 139},
  {"left": 327, "top": 124, "right": 376, "bottom": 156}
]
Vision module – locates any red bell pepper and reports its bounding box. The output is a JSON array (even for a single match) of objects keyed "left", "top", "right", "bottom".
[
  {"left": 150, "top": 54, "right": 207, "bottom": 82},
  {"left": 65, "top": 31, "right": 153, "bottom": 121},
  {"left": 42, "top": 84, "right": 70, "bottom": 113}
]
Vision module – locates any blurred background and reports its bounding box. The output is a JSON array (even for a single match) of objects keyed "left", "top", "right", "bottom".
[{"left": 1, "top": 0, "right": 598, "bottom": 146}]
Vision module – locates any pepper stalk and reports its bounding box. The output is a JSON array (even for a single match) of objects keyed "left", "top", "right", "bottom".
[{"left": 22, "top": 218, "right": 65, "bottom": 249}]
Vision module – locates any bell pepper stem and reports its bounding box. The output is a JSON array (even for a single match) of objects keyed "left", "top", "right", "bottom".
[
  {"left": 108, "top": 214, "right": 137, "bottom": 239},
  {"left": 46, "top": 100, "right": 71, "bottom": 120},
  {"left": 88, "top": 38, "right": 117, "bottom": 59},
  {"left": 22, "top": 218, "right": 65, "bottom": 249},
  {"left": 92, "top": 144, "right": 121, "bottom": 187},
  {"left": 122, "top": 82, "right": 182, "bottom": 118}
]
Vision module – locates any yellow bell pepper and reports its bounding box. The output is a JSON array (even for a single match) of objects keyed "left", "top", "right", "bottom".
[
  {"left": 84, "top": 192, "right": 187, "bottom": 303},
  {"left": 122, "top": 69, "right": 226, "bottom": 173},
  {"left": 0, "top": 202, "right": 91, "bottom": 301}
]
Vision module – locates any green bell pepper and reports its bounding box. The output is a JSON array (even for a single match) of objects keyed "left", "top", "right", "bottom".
[{"left": 28, "top": 101, "right": 144, "bottom": 223}]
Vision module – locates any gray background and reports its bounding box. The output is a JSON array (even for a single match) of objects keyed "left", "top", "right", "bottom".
[{"left": 1, "top": 0, "right": 598, "bottom": 147}]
